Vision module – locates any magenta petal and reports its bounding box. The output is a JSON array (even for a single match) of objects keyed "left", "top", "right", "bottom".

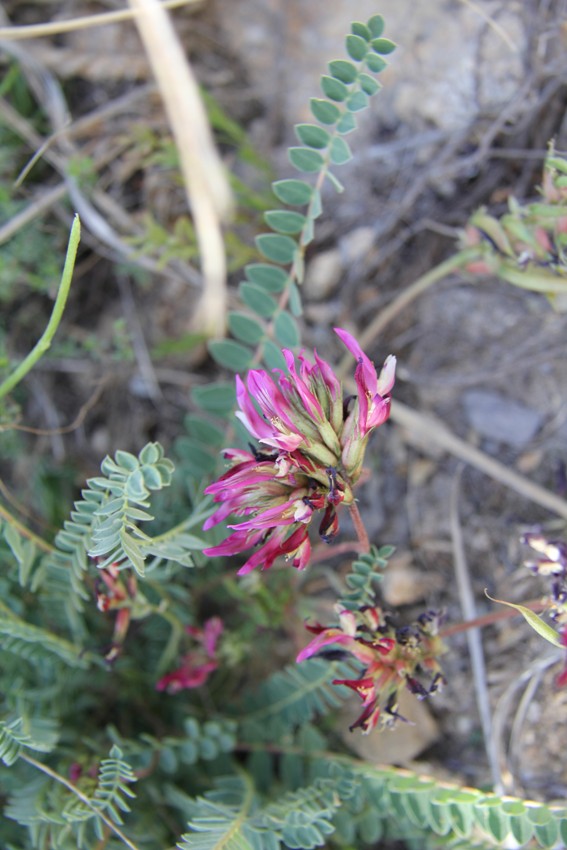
[
  {"left": 156, "top": 660, "right": 218, "bottom": 693},
  {"left": 202, "top": 616, "right": 224, "bottom": 655},
  {"left": 247, "top": 370, "right": 295, "bottom": 430},
  {"left": 236, "top": 534, "right": 281, "bottom": 574},
  {"left": 282, "top": 349, "right": 324, "bottom": 420},
  {"left": 334, "top": 327, "right": 378, "bottom": 393},
  {"left": 291, "top": 536, "right": 311, "bottom": 570},
  {"left": 296, "top": 630, "right": 355, "bottom": 662},
  {"left": 366, "top": 396, "right": 391, "bottom": 430},
  {"left": 235, "top": 375, "right": 270, "bottom": 440},
  {"left": 229, "top": 499, "right": 297, "bottom": 531},
  {"left": 313, "top": 351, "right": 341, "bottom": 400},
  {"left": 203, "top": 501, "right": 235, "bottom": 531},
  {"left": 204, "top": 528, "right": 263, "bottom": 557}
]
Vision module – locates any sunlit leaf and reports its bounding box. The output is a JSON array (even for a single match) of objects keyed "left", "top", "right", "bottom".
[{"left": 485, "top": 591, "right": 563, "bottom": 648}]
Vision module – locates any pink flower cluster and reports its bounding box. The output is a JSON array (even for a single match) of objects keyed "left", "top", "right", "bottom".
[
  {"left": 298, "top": 606, "right": 445, "bottom": 733},
  {"left": 156, "top": 617, "right": 223, "bottom": 694},
  {"left": 203, "top": 329, "right": 395, "bottom": 574}
]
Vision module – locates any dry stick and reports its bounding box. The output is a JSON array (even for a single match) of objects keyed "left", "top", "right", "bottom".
[
  {"left": 7, "top": 379, "right": 108, "bottom": 436},
  {"left": 439, "top": 598, "right": 547, "bottom": 638},
  {"left": 392, "top": 400, "right": 567, "bottom": 520},
  {"left": 0, "top": 0, "right": 200, "bottom": 40},
  {"left": 456, "top": 0, "right": 519, "bottom": 52},
  {"left": 450, "top": 467, "right": 502, "bottom": 793},
  {"left": 0, "top": 48, "right": 199, "bottom": 287},
  {"left": 335, "top": 233, "right": 567, "bottom": 518},
  {"left": 0, "top": 183, "right": 68, "bottom": 244},
  {"left": 116, "top": 272, "right": 162, "bottom": 401},
  {"left": 336, "top": 248, "right": 479, "bottom": 379},
  {"left": 128, "top": 0, "right": 233, "bottom": 337},
  {"left": 491, "top": 653, "right": 559, "bottom": 794}
]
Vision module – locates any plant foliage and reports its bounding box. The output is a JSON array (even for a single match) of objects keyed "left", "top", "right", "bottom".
[{"left": 183, "top": 16, "right": 397, "bottom": 482}]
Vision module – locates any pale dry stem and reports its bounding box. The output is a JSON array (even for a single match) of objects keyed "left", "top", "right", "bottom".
[
  {"left": 393, "top": 400, "right": 567, "bottom": 521},
  {"left": 450, "top": 467, "right": 502, "bottom": 791},
  {"left": 128, "top": 0, "right": 233, "bottom": 338}
]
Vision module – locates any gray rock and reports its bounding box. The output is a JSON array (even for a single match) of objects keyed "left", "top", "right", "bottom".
[{"left": 462, "top": 389, "right": 544, "bottom": 448}]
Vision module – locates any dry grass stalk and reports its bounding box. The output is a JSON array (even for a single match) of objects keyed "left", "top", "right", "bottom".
[{"left": 128, "top": 0, "right": 233, "bottom": 338}]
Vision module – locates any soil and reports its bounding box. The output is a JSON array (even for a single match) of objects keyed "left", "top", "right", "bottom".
[{"left": 1, "top": 0, "right": 567, "bottom": 827}]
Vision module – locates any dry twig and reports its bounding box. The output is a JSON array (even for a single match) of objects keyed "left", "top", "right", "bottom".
[
  {"left": 450, "top": 467, "right": 502, "bottom": 791},
  {"left": 128, "top": 0, "right": 233, "bottom": 337},
  {"left": 392, "top": 400, "right": 567, "bottom": 521}
]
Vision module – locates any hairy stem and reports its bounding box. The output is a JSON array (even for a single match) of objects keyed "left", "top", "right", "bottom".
[
  {"left": 440, "top": 598, "right": 547, "bottom": 638},
  {"left": 348, "top": 500, "right": 370, "bottom": 554}
]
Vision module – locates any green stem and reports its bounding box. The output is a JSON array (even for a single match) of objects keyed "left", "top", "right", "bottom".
[
  {"left": 20, "top": 753, "right": 141, "bottom": 850},
  {"left": 0, "top": 215, "right": 81, "bottom": 401},
  {"left": 149, "top": 497, "right": 213, "bottom": 544}
]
